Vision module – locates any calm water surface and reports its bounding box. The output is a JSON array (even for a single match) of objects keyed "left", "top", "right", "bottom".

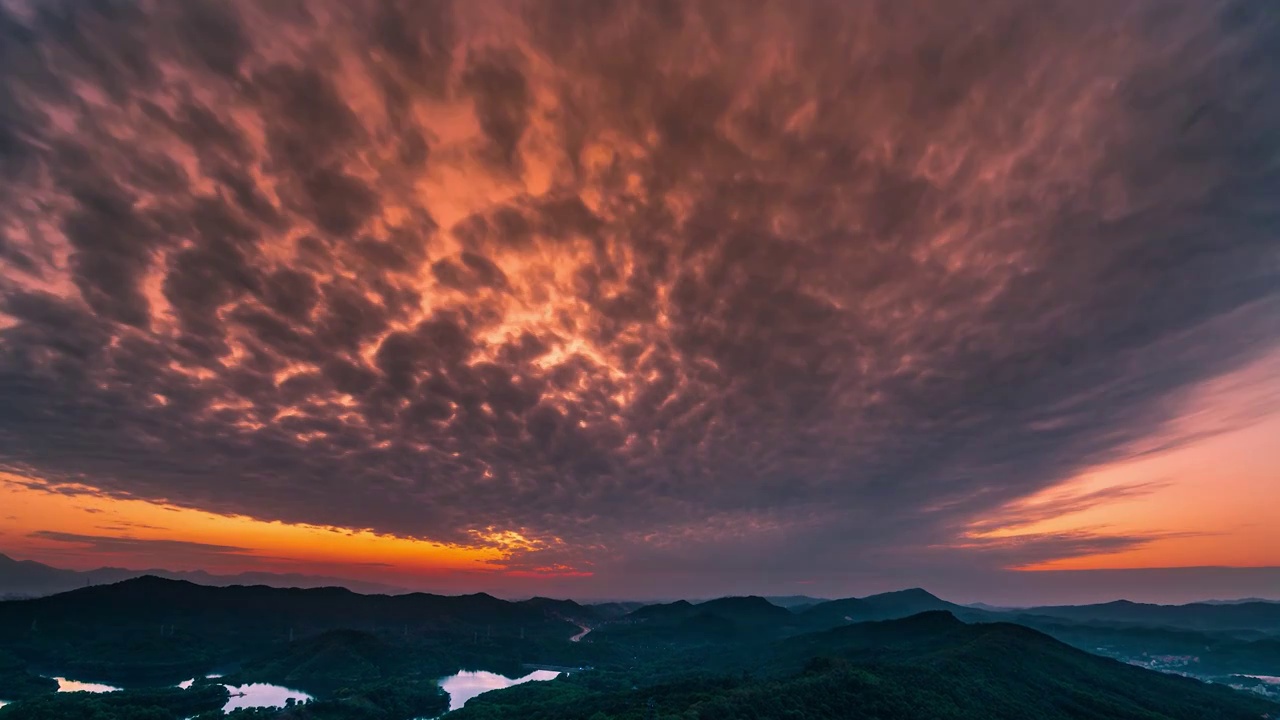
[
  {"left": 176, "top": 673, "right": 223, "bottom": 689},
  {"left": 438, "top": 669, "right": 560, "bottom": 712},
  {"left": 53, "top": 677, "right": 121, "bottom": 693},
  {"left": 222, "top": 683, "right": 312, "bottom": 712},
  {"left": 28, "top": 674, "right": 307, "bottom": 714}
]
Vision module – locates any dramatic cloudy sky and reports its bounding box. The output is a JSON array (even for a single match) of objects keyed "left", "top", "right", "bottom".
[{"left": 1, "top": 0, "right": 1278, "bottom": 603}]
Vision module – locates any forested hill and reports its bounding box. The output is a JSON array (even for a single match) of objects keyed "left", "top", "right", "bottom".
[
  {"left": 453, "top": 612, "right": 1280, "bottom": 720},
  {"left": 797, "top": 587, "right": 966, "bottom": 627},
  {"left": 0, "top": 576, "right": 597, "bottom": 690}
]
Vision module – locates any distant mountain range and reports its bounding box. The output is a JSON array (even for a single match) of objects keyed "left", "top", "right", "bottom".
[
  {"left": 614, "top": 587, "right": 1280, "bottom": 637},
  {"left": 762, "top": 594, "right": 830, "bottom": 608},
  {"left": 595, "top": 585, "right": 1280, "bottom": 681},
  {"left": 799, "top": 587, "right": 961, "bottom": 626},
  {"left": 7, "top": 552, "right": 1280, "bottom": 624},
  {"left": 0, "top": 552, "right": 407, "bottom": 598},
  {"left": 1010, "top": 597, "right": 1280, "bottom": 633}
]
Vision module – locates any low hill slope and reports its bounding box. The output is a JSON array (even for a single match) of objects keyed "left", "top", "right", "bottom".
[{"left": 454, "top": 612, "right": 1279, "bottom": 720}]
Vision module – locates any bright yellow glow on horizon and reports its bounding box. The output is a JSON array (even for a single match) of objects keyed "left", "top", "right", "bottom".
[{"left": 0, "top": 472, "right": 506, "bottom": 580}]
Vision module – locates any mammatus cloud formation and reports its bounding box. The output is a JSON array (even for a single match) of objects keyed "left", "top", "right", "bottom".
[{"left": 1, "top": 0, "right": 1278, "bottom": 591}]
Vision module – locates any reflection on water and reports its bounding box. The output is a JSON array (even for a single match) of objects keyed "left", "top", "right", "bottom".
[
  {"left": 54, "top": 677, "right": 121, "bottom": 693},
  {"left": 222, "top": 683, "right": 312, "bottom": 712},
  {"left": 0, "top": 699, "right": 10, "bottom": 708},
  {"left": 11, "top": 671, "right": 557, "bottom": 714},
  {"left": 20, "top": 676, "right": 306, "bottom": 714},
  {"left": 438, "top": 670, "right": 560, "bottom": 712},
  {"left": 176, "top": 674, "right": 223, "bottom": 689}
]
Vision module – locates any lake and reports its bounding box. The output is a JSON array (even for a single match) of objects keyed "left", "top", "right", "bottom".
[
  {"left": 222, "top": 683, "right": 312, "bottom": 712},
  {"left": 53, "top": 677, "right": 121, "bottom": 693},
  {"left": 176, "top": 673, "right": 223, "bottom": 689},
  {"left": 26, "top": 674, "right": 309, "bottom": 714},
  {"left": 438, "top": 669, "right": 560, "bottom": 712}
]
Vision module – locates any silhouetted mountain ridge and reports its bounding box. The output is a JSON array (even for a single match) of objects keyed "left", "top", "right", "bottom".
[
  {"left": 627, "top": 599, "right": 695, "bottom": 621},
  {"left": 696, "top": 595, "right": 792, "bottom": 620},
  {"left": 0, "top": 552, "right": 407, "bottom": 597},
  {"left": 799, "top": 587, "right": 965, "bottom": 628},
  {"left": 1017, "top": 597, "right": 1280, "bottom": 632},
  {"left": 0, "top": 575, "right": 593, "bottom": 640}
]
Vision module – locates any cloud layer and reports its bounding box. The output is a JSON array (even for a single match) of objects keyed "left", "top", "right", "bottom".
[{"left": 1, "top": 0, "right": 1278, "bottom": 588}]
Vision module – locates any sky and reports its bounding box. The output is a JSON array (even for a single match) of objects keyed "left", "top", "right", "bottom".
[{"left": 0, "top": 0, "right": 1278, "bottom": 605}]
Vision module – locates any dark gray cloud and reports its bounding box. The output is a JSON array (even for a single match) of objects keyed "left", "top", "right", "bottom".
[
  {"left": 0, "top": 0, "right": 1278, "bottom": 593},
  {"left": 29, "top": 531, "right": 250, "bottom": 556}
]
